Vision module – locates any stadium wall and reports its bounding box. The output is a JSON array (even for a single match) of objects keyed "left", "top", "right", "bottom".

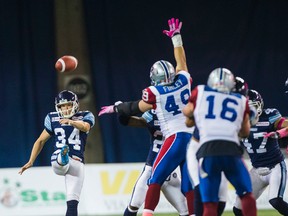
[{"left": 0, "top": 160, "right": 285, "bottom": 216}]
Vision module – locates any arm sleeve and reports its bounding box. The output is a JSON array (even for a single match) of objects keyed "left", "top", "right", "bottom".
[{"left": 44, "top": 114, "right": 53, "bottom": 135}]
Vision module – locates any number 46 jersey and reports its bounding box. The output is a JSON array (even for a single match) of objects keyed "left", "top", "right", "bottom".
[
  {"left": 142, "top": 70, "right": 193, "bottom": 138},
  {"left": 192, "top": 85, "right": 249, "bottom": 146}
]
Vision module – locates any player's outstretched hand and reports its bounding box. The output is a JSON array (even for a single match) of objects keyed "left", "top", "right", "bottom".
[
  {"left": 18, "top": 162, "right": 33, "bottom": 175},
  {"left": 98, "top": 105, "right": 115, "bottom": 116},
  {"left": 163, "top": 18, "right": 182, "bottom": 38},
  {"left": 264, "top": 131, "right": 279, "bottom": 139},
  {"left": 98, "top": 101, "right": 123, "bottom": 116}
]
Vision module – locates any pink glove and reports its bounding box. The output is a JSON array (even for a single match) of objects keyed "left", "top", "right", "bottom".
[
  {"left": 98, "top": 101, "right": 123, "bottom": 116},
  {"left": 264, "top": 128, "right": 288, "bottom": 139},
  {"left": 264, "top": 131, "right": 279, "bottom": 139},
  {"left": 98, "top": 105, "right": 115, "bottom": 116},
  {"left": 163, "top": 18, "right": 182, "bottom": 38}
]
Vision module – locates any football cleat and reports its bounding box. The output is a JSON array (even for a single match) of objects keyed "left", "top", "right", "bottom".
[{"left": 60, "top": 145, "right": 69, "bottom": 166}]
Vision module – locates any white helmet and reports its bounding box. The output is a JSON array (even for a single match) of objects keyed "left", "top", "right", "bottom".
[
  {"left": 207, "top": 68, "right": 235, "bottom": 93},
  {"left": 150, "top": 60, "right": 176, "bottom": 86}
]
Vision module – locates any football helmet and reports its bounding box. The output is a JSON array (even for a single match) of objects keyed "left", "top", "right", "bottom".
[
  {"left": 150, "top": 60, "right": 176, "bottom": 86},
  {"left": 55, "top": 90, "right": 79, "bottom": 118},
  {"left": 248, "top": 89, "right": 264, "bottom": 116},
  {"left": 207, "top": 68, "right": 235, "bottom": 93},
  {"left": 234, "top": 76, "right": 248, "bottom": 96}
]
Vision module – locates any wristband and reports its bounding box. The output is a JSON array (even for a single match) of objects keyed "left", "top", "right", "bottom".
[{"left": 172, "top": 34, "right": 183, "bottom": 47}]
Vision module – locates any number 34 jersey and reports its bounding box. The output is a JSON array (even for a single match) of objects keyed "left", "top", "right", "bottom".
[
  {"left": 242, "top": 108, "right": 284, "bottom": 168},
  {"left": 44, "top": 111, "right": 95, "bottom": 163},
  {"left": 142, "top": 70, "right": 193, "bottom": 138},
  {"left": 192, "top": 85, "right": 249, "bottom": 146}
]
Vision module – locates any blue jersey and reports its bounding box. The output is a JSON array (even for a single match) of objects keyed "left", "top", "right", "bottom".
[
  {"left": 44, "top": 111, "right": 95, "bottom": 163},
  {"left": 242, "top": 108, "right": 284, "bottom": 168},
  {"left": 142, "top": 110, "right": 163, "bottom": 166}
]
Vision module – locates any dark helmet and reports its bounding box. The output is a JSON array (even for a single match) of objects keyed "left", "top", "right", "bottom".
[
  {"left": 55, "top": 90, "right": 79, "bottom": 118},
  {"left": 234, "top": 77, "right": 248, "bottom": 96},
  {"left": 248, "top": 89, "right": 264, "bottom": 116}
]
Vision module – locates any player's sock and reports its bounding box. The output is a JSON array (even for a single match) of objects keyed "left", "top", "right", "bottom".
[
  {"left": 203, "top": 202, "right": 218, "bottom": 216},
  {"left": 233, "top": 206, "right": 243, "bottom": 216},
  {"left": 240, "top": 192, "right": 256, "bottom": 216},
  {"left": 185, "top": 190, "right": 194, "bottom": 215},
  {"left": 143, "top": 183, "right": 161, "bottom": 212},
  {"left": 269, "top": 197, "right": 288, "bottom": 215},
  {"left": 66, "top": 200, "right": 78, "bottom": 216},
  {"left": 123, "top": 206, "right": 138, "bottom": 216},
  {"left": 217, "top": 201, "right": 226, "bottom": 215},
  {"left": 142, "top": 209, "right": 153, "bottom": 216},
  {"left": 194, "top": 185, "right": 203, "bottom": 216}
]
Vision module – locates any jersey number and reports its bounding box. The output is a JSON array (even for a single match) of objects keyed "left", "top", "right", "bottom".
[
  {"left": 165, "top": 89, "right": 190, "bottom": 115},
  {"left": 55, "top": 128, "right": 81, "bottom": 151},
  {"left": 242, "top": 133, "right": 268, "bottom": 154},
  {"left": 205, "top": 95, "right": 238, "bottom": 122}
]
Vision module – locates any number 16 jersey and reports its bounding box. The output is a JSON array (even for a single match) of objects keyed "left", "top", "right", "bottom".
[{"left": 191, "top": 85, "right": 249, "bottom": 147}]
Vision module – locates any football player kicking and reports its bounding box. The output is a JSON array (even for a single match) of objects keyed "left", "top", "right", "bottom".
[
  {"left": 98, "top": 18, "right": 195, "bottom": 216},
  {"left": 19, "top": 90, "right": 95, "bottom": 216},
  {"left": 233, "top": 89, "right": 288, "bottom": 216},
  {"left": 118, "top": 110, "right": 188, "bottom": 216}
]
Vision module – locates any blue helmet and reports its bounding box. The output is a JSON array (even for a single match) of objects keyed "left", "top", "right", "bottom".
[
  {"left": 248, "top": 89, "right": 264, "bottom": 117},
  {"left": 55, "top": 90, "right": 79, "bottom": 118}
]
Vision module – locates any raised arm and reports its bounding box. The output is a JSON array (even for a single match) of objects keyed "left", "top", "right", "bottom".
[{"left": 163, "top": 18, "right": 188, "bottom": 73}]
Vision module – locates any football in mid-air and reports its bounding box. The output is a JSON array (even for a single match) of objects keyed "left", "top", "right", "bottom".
[{"left": 55, "top": 55, "right": 78, "bottom": 73}]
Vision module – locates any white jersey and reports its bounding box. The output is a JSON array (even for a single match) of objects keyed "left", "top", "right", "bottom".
[
  {"left": 192, "top": 85, "right": 248, "bottom": 146},
  {"left": 142, "top": 71, "right": 193, "bottom": 138}
]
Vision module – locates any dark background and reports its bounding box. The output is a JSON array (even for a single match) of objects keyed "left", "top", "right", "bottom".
[{"left": 1, "top": 0, "right": 288, "bottom": 168}]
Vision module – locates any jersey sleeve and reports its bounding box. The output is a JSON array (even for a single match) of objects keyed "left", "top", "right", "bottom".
[
  {"left": 189, "top": 86, "right": 198, "bottom": 106},
  {"left": 141, "top": 110, "right": 153, "bottom": 123},
  {"left": 142, "top": 87, "right": 156, "bottom": 109},
  {"left": 44, "top": 114, "right": 53, "bottom": 135},
  {"left": 268, "top": 109, "right": 282, "bottom": 124},
  {"left": 83, "top": 112, "right": 95, "bottom": 128}
]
